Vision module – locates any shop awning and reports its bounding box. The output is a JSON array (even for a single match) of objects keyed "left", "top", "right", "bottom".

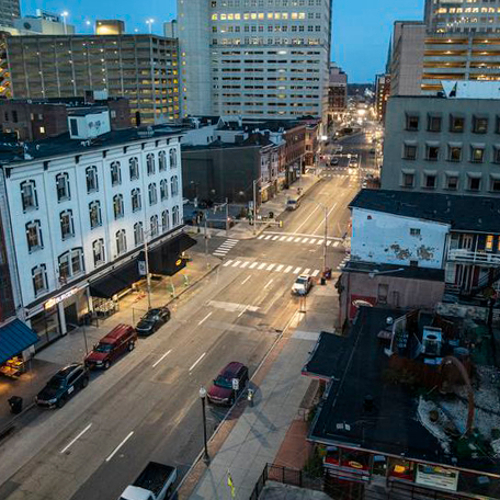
[
  {"left": 89, "top": 260, "right": 142, "bottom": 299},
  {"left": 0, "top": 319, "right": 38, "bottom": 364},
  {"left": 147, "top": 233, "right": 197, "bottom": 276}
]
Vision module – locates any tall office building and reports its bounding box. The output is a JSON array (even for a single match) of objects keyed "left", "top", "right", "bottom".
[
  {"left": 178, "top": 0, "right": 333, "bottom": 121},
  {"left": 0, "top": 0, "right": 20, "bottom": 27},
  {"left": 425, "top": 0, "right": 500, "bottom": 34},
  {"left": 1, "top": 34, "right": 180, "bottom": 123}
]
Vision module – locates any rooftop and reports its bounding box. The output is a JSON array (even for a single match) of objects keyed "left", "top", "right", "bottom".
[
  {"left": 442, "top": 81, "right": 500, "bottom": 100},
  {"left": 343, "top": 261, "right": 445, "bottom": 282},
  {"left": 350, "top": 189, "right": 500, "bottom": 234}
]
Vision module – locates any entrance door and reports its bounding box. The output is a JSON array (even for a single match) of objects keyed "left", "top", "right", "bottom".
[{"left": 64, "top": 303, "right": 78, "bottom": 331}]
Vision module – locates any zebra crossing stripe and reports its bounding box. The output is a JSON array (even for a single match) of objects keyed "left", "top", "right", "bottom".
[
  {"left": 302, "top": 238, "right": 309, "bottom": 244},
  {"left": 249, "top": 262, "right": 258, "bottom": 269},
  {"left": 284, "top": 265, "right": 293, "bottom": 273},
  {"left": 265, "top": 235, "right": 272, "bottom": 240},
  {"left": 272, "top": 236, "right": 279, "bottom": 241},
  {"left": 293, "top": 267, "right": 302, "bottom": 274},
  {"left": 333, "top": 241, "right": 340, "bottom": 247},
  {"left": 258, "top": 235, "right": 265, "bottom": 240},
  {"left": 326, "top": 241, "right": 332, "bottom": 247},
  {"left": 304, "top": 268, "right": 311, "bottom": 275},
  {"left": 287, "top": 237, "right": 294, "bottom": 242},
  {"left": 317, "top": 240, "right": 324, "bottom": 245},
  {"left": 311, "top": 270, "right": 320, "bottom": 277},
  {"left": 223, "top": 260, "right": 233, "bottom": 267},
  {"left": 232, "top": 261, "right": 241, "bottom": 267},
  {"left": 309, "top": 239, "right": 316, "bottom": 244},
  {"left": 240, "top": 261, "right": 250, "bottom": 268},
  {"left": 279, "top": 236, "right": 287, "bottom": 241},
  {"left": 266, "top": 264, "right": 275, "bottom": 271},
  {"left": 257, "top": 263, "right": 267, "bottom": 270},
  {"left": 275, "top": 264, "right": 284, "bottom": 272},
  {"left": 294, "top": 237, "right": 301, "bottom": 243}
]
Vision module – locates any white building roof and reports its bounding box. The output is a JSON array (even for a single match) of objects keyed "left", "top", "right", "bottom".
[{"left": 442, "top": 80, "right": 500, "bottom": 99}]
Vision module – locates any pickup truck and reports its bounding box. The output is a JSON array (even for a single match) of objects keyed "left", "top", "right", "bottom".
[{"left": 119, "top": 462, "right": 177, "bottom": 500}]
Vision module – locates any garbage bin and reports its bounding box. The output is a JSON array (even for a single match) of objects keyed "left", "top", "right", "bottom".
[
  {"left": 8, "top": 396, "right": 23, "bottom": 414},
  {"left": 320, "top": 277, "right": 326, "bottom": 286}
]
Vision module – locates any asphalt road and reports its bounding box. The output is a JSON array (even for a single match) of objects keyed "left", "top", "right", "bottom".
[{"left": 0, "top": 129, "right": 372, "bottom": 500}]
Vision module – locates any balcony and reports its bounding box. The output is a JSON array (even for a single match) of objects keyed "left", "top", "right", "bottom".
[{"left": 448, "top": 248, "right": 500, "bottom": 265}]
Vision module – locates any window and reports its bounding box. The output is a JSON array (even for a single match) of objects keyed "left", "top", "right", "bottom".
[
  {"left": 160, "top": 179, "right": 169, "bottom": 201},
  {"left": 405, "top": 114, "right": 419, "bottom": 131},
  {"left": 473, "top": 116, "right": 488, "bottom": 134},
  {"left": 171, "top": 176, "right": 179, "bottom": 197},
  {"left": 410, "top": 228, "right": 421, "bottom": 237},
  {"left": 162, "top": 210, "right": 170, "bottom": 232},
  {"left": 402, "top": 172, "right": 414, "bottom": 188},
  {"left": 490, "top": 176, "right": 500, "bottom": 192},
  {"left": 424, "top": 174, "right": 437, "bottom": 189},
  {"left": 486, "top": 235, "right": 494, "bottom": 251},
  {"left": 93, "top": 239, "right": 105, "bottom": 266},
  {"left": 148, "top": 183, "right": 158, "bottom": 206},
  {"left": 113, "top": 194, "right": 124, "bottom": 219},
  {"left": 426, "top": 145, "right": 439, "bottom": 161},
  {"left": 129, "top": 157, "right": 139, "bottom": 181},
  {"left": 494, "top": 147, "right": 500, "bottom": 164},
  {"left": 150, "top": 215, "right": 159, "bottom": 238},
  {"left": 471, "top": 146, "right": 485, "bottom": 163},
  {"left": 403, "top": 144, "right": 417, "bottom": 160},
  {"left": 448, "top": 146, "right": 462, "bottom": 162},
  {"left": 496, "top": 116, "right": 500, "bottom": 134},
  {"left": 169, "top": 148, "right": 178, "bottom": 168},
  {"left": 134, "top": 222, "right": 144, "bottom": 246},
  {"left": 446, "top": 175, "right": 459, "bottom": 190},
  {"left": 21, "top": 180, "right": 38, "bottom": 211},
  {"left": 131, "top": 188, "right": 142, "bottom": 212},
  {"left": 32, "top": 265, "right": 47, "bottom": 296},
  {"left": 86, "top": 166, "right": 99, "bottom": 193},
  {"left": 58, "top": 248, "right": 84, "bottom": 282},
  {"left": 427, "top": 115, "right": 442, "bottom": 132},
  {"left": 60, "top": 210, "right": 75, "bottom": 240},
  {"left": 377, "top": 284, "right": 389, "bottom": 305},
  {"left": 147, "top": 153, "right": 155, "bottom": 176},
  {"left": 116, "top": 230, "right": 127, "bottom": 255},
  {"left": 110, "top": 161, "right": 122, "bottom": 186},
  {"left": 89, "top": 201, "right": 102, "bottom": 229},
  {"left": 26, "top": 221, "right": 43, "bottom": 252},
  {"left": 56, "top": 173, "right": 71, "bottom": 202},
  {"left": 172, "top": 205, "right": 180, "bottom": 226},
  {"left": 159, "top": 151, "right": 167, "bottom": 171},
  {"left": 449, "top": 115, "right": 465, "bottom": 133},
  {"left": 468, "top": 176, "right": 482, "bottom": 191}
]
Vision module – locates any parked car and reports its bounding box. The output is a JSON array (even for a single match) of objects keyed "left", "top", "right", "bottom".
[
  {"left": 207, "top": 362, "right": 249, "bottom": 405},
  {"left": 35, "top": 363, "right": 89, "bottom": 408},
  {"left": 119, "top": 462, "right": 177, "bottom": 500},
  {"left": 286, "top": 198, "right": 300, "bottom": 211},
  {"left": 136, "top": 306, "right": 171, "bottom": 337},
  {"left": 85, "top": 324, "right": 137, "bottom": 370},
  {"left": 291, "top": 274, "right": 313, "bottom": 296}
]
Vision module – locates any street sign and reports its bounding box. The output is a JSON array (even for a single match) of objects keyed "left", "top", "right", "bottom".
[{"left": 232, "top": 378, "right": 239, "bottom": 391}]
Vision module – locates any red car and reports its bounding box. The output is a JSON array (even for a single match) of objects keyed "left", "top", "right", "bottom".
[{"left": 207, "top": 362, "right": 249, "bottom": 405}]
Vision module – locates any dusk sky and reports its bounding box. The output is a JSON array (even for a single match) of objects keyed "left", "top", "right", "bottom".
[{"left": 21, "top": 0, "right": 425, "bottom": 83}]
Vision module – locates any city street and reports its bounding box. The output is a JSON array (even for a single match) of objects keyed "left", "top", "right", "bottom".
[{"left": 0, "top": 131, "right": 371, "bottom": 500}]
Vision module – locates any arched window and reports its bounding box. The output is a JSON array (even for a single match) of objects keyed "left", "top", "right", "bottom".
[
  {"left": 160, "top": 179, "right": 169, "bottom": 201},
  {"left": 113, "top": 194, "right": 124, "bottom": 219},
  {"left": 169, "top": 148, "right": 177, "bottom": 169},
  {"left": 170, "top": 175, "right": 179, "bottom": 197},
  {"left": 148, "top": 183, "right": 158, "bottom": 206},
  {"left": 134, "top": 222, "right": 144, "bottom": 246},
  {"left": 110, "top": 161, "right": 122, "bottom": 186},
  {"left": 86, "top": 166, "right": 99, "bottom": 193},
  {"left": 161, "top": 210, "right": 170, "bottom": 232},
  {"left": 131, "top": 188, "right": 142, "bottom": 212},
  {"left": 116, "top": 229, "right": 127, "bottom": 255},
  {"left": 159, "top": 150, "right": 167, "bottom": 171},
  {"left": 172, "top": 205, "right": 180, "bottom": 226},
  {"left": 147, "top": 153, "right": 155, "bottom": 175},
  {"left": 129, "top": 157, "right": 139, "bottom": 181},
  {"left": 150, "top": 215, "right": 159, "bottom": 238}
]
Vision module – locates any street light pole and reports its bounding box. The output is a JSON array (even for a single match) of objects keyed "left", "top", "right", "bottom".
[
  {"left": 61, "top": 12, "right": 68, "bottom": 34},
  {"left": 143, "top": 230, "right": 152, "bottom": 311},
  {"left": 252, "top": 179, "right": 258, "bottom": 235},
  {"left": 225, "top": 197, "right": 229, "bottom": 238},
  {"left": 322, "top": 204, "right": 328, "bottom": 275},
  {"left": 199, "top": 386, "right": 210, "bottom": 465},
  {"left": 204, "top": 214, "right": 209, "bottom": 268}
]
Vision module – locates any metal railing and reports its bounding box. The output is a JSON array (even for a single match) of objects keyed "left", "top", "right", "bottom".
[{"left": 448, "top": 249, "right": 500, "bottom": 265}]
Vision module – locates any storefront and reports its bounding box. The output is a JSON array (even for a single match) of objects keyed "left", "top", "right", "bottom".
[{"left": 0, "top": 318, "right": 38, "bottom": 378}]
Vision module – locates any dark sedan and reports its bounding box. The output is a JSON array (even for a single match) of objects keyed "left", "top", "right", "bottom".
[
  {"left": 136, "top": 306, "right": 171, "bottom": 336},
  {"left": 207, "top": 362, "right": 249, "bottom": 406}
]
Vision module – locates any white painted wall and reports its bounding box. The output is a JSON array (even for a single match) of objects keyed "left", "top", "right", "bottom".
[{"left": 351, "top": 207, "right": 450, "bottom": 269}]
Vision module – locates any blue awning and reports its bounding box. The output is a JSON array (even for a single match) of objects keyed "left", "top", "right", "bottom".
[{"left": 0, "top": 319, "right": 38, "bottom": 364}]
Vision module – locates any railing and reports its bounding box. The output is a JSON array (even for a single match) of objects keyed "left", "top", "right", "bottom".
[{"left": 448, "top": 249, "right": 500, "bottom": 265}]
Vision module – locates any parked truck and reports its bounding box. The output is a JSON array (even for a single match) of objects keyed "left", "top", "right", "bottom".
[{"left": 119, "top": 462, "right": 177, "bottom": 500}]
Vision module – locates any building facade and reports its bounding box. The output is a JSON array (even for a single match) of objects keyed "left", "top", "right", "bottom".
[
  {"left": 0, "top": 120, "right": 186, "bottom": 348},
  {"left": 177, "top": 0, "right": 333, "bottom": 122},
  {"left": 0, "top": 0, "right": 20, "bottom": 27},
  {"left": 381, "top": 92, "right": 500, "bottom": 197},
  {"left": 1, "top": 34, "right": 180, "bottom": 123},
  {"left": 328, "top": 63, "right": 348, "bottom": 115},
  {"left": 375, "top": 74, "right": 391, "bottom": 121},
  {"left": 0, "top": 209, "right": 15, "bottom": 323}
]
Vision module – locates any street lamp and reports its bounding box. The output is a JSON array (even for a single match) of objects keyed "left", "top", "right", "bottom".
[
  {"left": 146, "top": 18, "right": 155, "bottom": 34},
  {"left": 61, "top": 11, "right": 69, "bottom": 35},
  {"left": 199, "top": 386, "right": 210, "bottom": 464},
  {"left": 311, "top": 201, "right": 329, "bottom": 278}
]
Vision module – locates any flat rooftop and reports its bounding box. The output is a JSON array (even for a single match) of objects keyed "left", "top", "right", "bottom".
[{"left": 343, "top": 261, "right": 445, "bottom": 282}]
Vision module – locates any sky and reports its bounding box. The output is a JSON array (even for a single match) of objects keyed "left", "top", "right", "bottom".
[{"left": 21, "top": 0, "right": 425, "bottom": 83}]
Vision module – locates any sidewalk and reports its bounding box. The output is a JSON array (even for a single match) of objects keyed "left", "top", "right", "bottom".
[{"left": 0, "top": 251, "right": 220, "bottom": 432}]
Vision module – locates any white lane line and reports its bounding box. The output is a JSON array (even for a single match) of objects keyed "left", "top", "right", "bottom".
[
  {"left": 189, "top": 352, "right": 206, "bottom": 372},
  {"left": 333, "top": 241, "right": 340, "bottom": 247},
  {"left": 326, "top": 240, "right": 332, "bottom": 247},
  {"left": 219, "top": 244, "right": 235, "bottom": 250},
  {"left": 240, "top": 261, "right": 250, "bottom": 268},
  {"left": 152, "top": 349, "right": 172, "bottom": 368},
  {"left": 198, "top": 312, "right": 213, "bottom": 326},
  {"left": 317, "top": 239, "right": 324, "bottom": 245},
  {"left": 106, "top": 431, "right": 134, "bottom": 462},
  {"left": 238, "top": 305, "right": 248, "bottom": 318},
  {"left": 312, "top": 270, "right": 320, "bottom": 277},
  {"left": 241, "top": 275, "right": 251, "bottom": 285},
  {"left": 309, "top": 239, "right": 317, "bottom": 245},
  {"left": 272, "top": 236, "right": 279, "bottom": 241},
  {"left": 266, "top": 264, "right": 275, "bottom": 271},
  {"left": 264, "top": 278, "right": 274, "bottom": 289},
  {"left": 223, "top": 260, "right": 233, "bottom": 267},
  {"left": 227, "top": 239, "right": 239, "bottom": 243},
  {"left": 301, "top": 238, "right": 309, "bottom": 244},
  {"left": 258, "top": 235, "right": 265, "bottom": 240},
  {"left": 258, "top": 263, "right": 267, "bottom": 270},
  {"left": 279, "top": 236, "right": 287, "bottom": 241},
  {"left": 214, "top": 253, "right": 227, "bottom": 257},
  {"left": 264, "top": 235, "right": 272, "bottom": 240},
  {"left": 232, "top": 261, "right": 241, "bottom": 267},
  {"left": 304, "top": 268, "right": 311, "bottom": 275},
  {"left": 294, "top": 237, "right": 301, "bottom": 243},
  {"left": 294, "top": 204, "right": 320, "bottom": 233},
  {"left": 293, "top": 267, "right": 302, "bottom": 274},
  {"left": 275, "top": 264, "right": 284, "bottom": 272},
  {"left": 249, "top": 262, "right": 259, "bottom": 269},
  {"left": 287, "top": 237, "right": 294, "bottom": 242},
  {"left": 312, "top": 203, "right": 338, "bottom": 235},
  {"left": 60, "top": 424, "right": 92, "bottom": 454},
  {"left": 284, "top": 265, "right": 293, "bottom": 273}
]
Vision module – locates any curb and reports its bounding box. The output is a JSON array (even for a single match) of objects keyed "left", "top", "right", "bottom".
[{"left": 0, "top": 401, "right": 36, "bottom": 445}]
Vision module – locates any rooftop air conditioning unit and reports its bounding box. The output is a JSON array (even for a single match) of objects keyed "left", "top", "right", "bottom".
[{"left": 422, "top": 327, "right": 442, "bottom": 357}]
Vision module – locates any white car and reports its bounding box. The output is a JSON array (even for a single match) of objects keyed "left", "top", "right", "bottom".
[{"left": 292, "top": 275, "right": 313, "bottom": 296}]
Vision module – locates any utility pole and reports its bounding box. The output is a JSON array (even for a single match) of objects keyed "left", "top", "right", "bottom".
[
  {"left": 323, "top": 205, "right": 328, "bottom": 275},
  {"left": 225, "top": 197, "right": 229, "bottom": 238},
  {"left": 253, "top": 179, "right": 258, "bottom": 235},
  {"left": 204, "top": 214, "right": 209, "bottom": 268},
  {"left": 143, "top": 232, "right": 152, "bottom": 310}
]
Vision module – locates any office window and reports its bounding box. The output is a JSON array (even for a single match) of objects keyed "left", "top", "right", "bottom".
[
  {"left": 129, "top": 157, "right": 139, "bottom": 181},
  {"left": 471, "top": 146, "right": 485, "bottom": 163},
  {"left": 426, "top": 145, "right": 439, "bottom": 161},
  {"left": 147, "top": 153, "right": 155, "bottom": 175},
  {"left": 448, "top": 145, "right": 462, "bottom": 162},
  {"left": 60, "top": 210, "right": 75, "bottom": 240},
  {"left": 113, "top": 194, "right": 124, "bottom": 219},
  {"left": 56, "top": 173, "right": 71, "bottom": 202},
  {"left": 21, "top": 180, "right": 38, "bottom": 211},
  {"left": 58, "top": 248, "right": 84, "bottom": 282},
  {"left": 490, "top": 176, "right": 500, "bottom": 193},
  {"left": 32, "top": 265, "right": 47, "bottom": 296},
  {"left": 93, "top": 239, "right": 105, "bottom": 267},
  {"left": 134, "top": 222, "right": 144, "bottom": 246},
  {"left": 86, "top": 166, "right": 99, "bottom": 193},
  {"left": 424, "top": 174, "right": 437, "bottom": 189},
  {"left": 148, "top": 183, "right": 158, "bottom": 205},
  {"left": 473, "top": 116, "right": 488, "bottom": 134},
  {"left": 162, "top": 210, "right": 170, "bottom": 232},
  {"left": 110, "top": 161, "right": 122, "bottom": 186},
  {"left": 169, "top": 148, "right": 178, "bottom": 168},
  {"left": 427, "top": 115, "right": 442, "bottom": 132},
  {"left": 171, "top": 176, "right": 179, "bottom": 197},
  {"left": 116, "top": 230, "right": 127, "bottom": 255},
  {"left": 403, "top": 144, "right": 417, "bottom": 160},
  {"left": 131, "top": 188, "right": 142, "bottom": 212},
  {"left": 150, "top": 215, "right": 159, "bottom": 238},
  {"left": 405, "top": 114, "right": 419, "bottom": 131},
  {"left": 159, "top": 150, "right": 167, "bottom": 171},
  {"left": 89, "top": 201, "right": 102, "bottom": 229},
  {"left": 446, "top": 175, "right": 459, "bottom": 191},
  {"left": 26, "top": 220, "right": 43, "bottom": 252},
  {"left": 172, "top": 205, "right": 180, "bottom": 226},
  {"left": 450, "top": 115, "right": 465, "bottom": 133},
  {"left": 160, "top": 179, "right": 169, "bottom": 201},
  {"left": 402, "top": 172, "right": 414, "bottom": 188},
  {"left": 468, "top": 176, "right": 482, "bottom": 191}
]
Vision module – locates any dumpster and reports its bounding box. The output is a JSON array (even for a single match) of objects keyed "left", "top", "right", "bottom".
[{"left": 8, "top": 396, "right": 23, "bottom": 414}]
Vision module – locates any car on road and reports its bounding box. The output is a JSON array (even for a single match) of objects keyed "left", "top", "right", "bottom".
[
  {"left": 120, "top": 462, "right": 177, "bottom": 500},
  {"left": 334, "top": 146, "right": 343, "bottom": 154},
  {"left": 330, "top": 158, "right": 340, "bottom": 166},
  {"left": 286, "top": 197, "right": 300, "bottom": 211},
  {"left": 207, "top": 361, "right": 249, "bottom": 405},
  {"left": 291, "top": 274, "right": 313, "bottom": 296},
  {"left": 85, "top": 324, "right": 137, "bottom": 370},
  {"left": 35, "top": 363, "right": 89, "bottom": 408},
  {"left": 136, "top": 306, "right": 171, "bottom": 337}
]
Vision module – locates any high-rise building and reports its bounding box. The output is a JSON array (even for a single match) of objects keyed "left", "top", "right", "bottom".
[
  {"left": 375, "top": 74, "right": 390, "bottom": 121},
  {"left": 0, "top": 33, "right": 180, "bottom": 123},
  {"left": 328, "top": 63, "right": 348, "bottom": 116},
  {"left": 177, "top": 0, "right": 333, "bottom": 122},
  {"left": 0, "top": 0, "right": 20, "bottom": 27},
  {"left": 424, "top": 0, "right": 500, "bottom": 34}
]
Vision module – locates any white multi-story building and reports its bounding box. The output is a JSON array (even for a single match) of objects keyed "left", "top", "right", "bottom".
[
  {"left": 178, "top": 0, "right": 332, "bottom": 122},
  {"left": 0, "top": 112, "right": 188, "bottom": 348}
]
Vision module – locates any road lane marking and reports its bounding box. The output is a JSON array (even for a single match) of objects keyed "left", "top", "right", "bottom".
[
  {"left": 214, "top": 252, "right": 227, "bottom": 256},
  {"left": 106, "top": 431, "right": 134, "bottom": 462},
  {"left": 279, "top": 236, "right": 286, "bottom": 241},
  {"left": 257, "top": 263, "right": 267, "bottom": 270},
  {"left": 266, "top": 264, "right": 275, "bottom": 271},
  {"left": 294, "top": 204, "right": 320, "bottom": 233},
  {"left": 152, "top": 349, "right": 172, "bottom": 368},
  {"left": 60, "top": 424, "right": 92, "bottom": 454},
  {"left": 312, "top": 270, "right": 320, "bottom": 277},
  {"left": 333, "top": 241, "right": 340, "bottom": 247},
  {"left": 293, "top": 267, "right": 302, "bottom": 274},
  {"left": 232, "top": 261, "right": 241, "bottom": 267},
  {"left": 223, "top": 260, "right": 233, "bottom": 267},
  {"left": 249, "top": 262, "right": 258, "bottom": 269},
  {"left": 238, "top": 305, "right": 248, "bottom": 318},
  {"left": 326, "top": 240, "right": 332, "bottom": 246},
  {"left": 312, "top": 203, "right": 338, "bottom": 235},
  {"left": 258, "top": 235, "right": 265, "bottom": 239},
  {"left": 198, "top": 312, "right": 213, "bottom": 326},
  {"left": 275, "top": 264, "right": 284, "bottom": 272},
  {"left": 309, "top": 239, "right": 316, "bottom": 244},
  {"left": 241, "top": 276, "right": 251, "bottom": 285},
  {"left": 304, "top": 268, "right": 311, "bottom": 275},
  {"left": 264, "top": 278, "right": 274, "bottom": 289},
  {"left": 272, "top": 236, "right": 279, "bottom": 241},
  {"left": 316, "top": 239, "right": 324, "bottom": 245},
  {"left": 264, "top": 235, "right": 272, "bottom": 240},
  {"left": 284, "top": 265, "right": 293, "bottom": 273},
  {"left": 294, "top": 237, "right": 301, "bottom": 243},
  {"left": 189, "top": 352, "right": 206, "bottom": 372},
  {"left": 240, "top": 261, "right": 250, "bottom": 268}
]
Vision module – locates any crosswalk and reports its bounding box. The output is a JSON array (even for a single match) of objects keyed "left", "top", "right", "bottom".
[
  {"left": 258, "top": 233, "right": 343, "bottom": 248},
  {"left": 338, "top": 255, "right": 349, "bottom": 271},
  {"left": 223, "top": 258, "right": 322, "bottom": 277},
  {"left": 213, "top": 238, "right": 239, "bottom": 257}
]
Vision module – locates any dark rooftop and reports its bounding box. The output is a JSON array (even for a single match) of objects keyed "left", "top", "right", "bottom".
[
  {"left": 350, "top": 189, "right": 500, "bottom": 234},
  {"left": 302, "top": 332, "right": 347, "bottom": 380},
  {"left": 343, "top": 261, "right": 445, "bottom": 282}
]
